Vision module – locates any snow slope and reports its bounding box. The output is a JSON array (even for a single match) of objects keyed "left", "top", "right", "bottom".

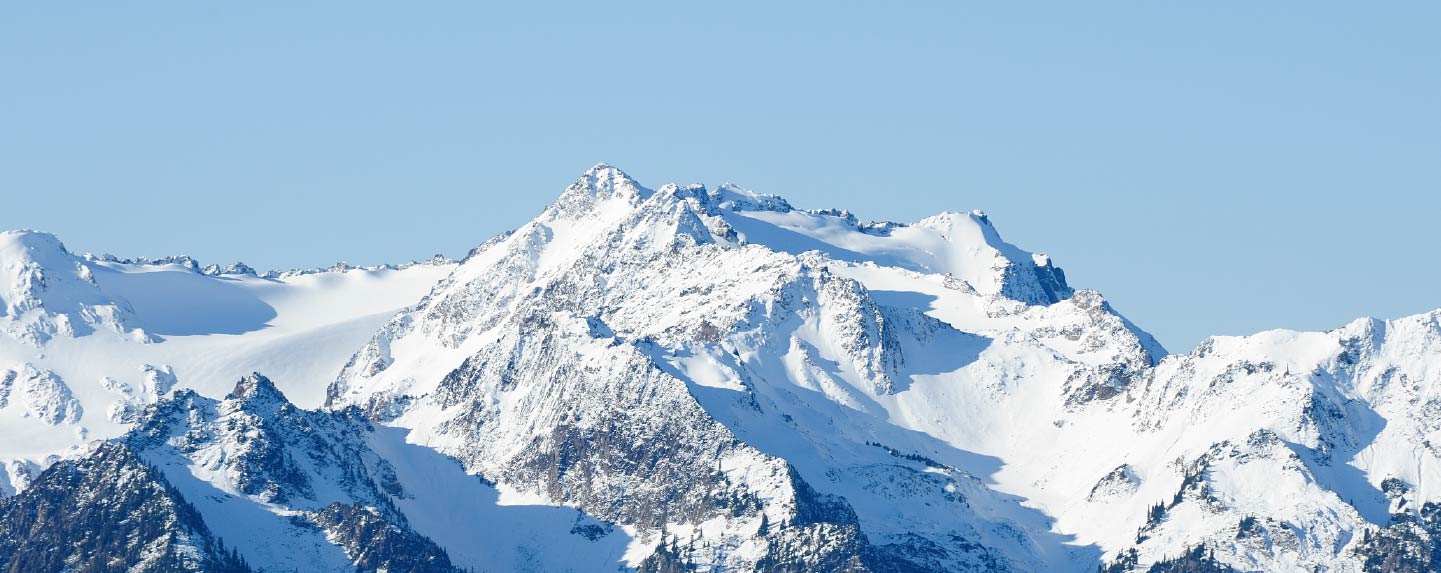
[{"left": 0, "top": 230, "right": 452, "bottom": 491}]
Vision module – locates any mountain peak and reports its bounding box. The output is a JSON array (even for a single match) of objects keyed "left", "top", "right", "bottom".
[
  {"left": 573, "top": 163, "right": 644, "bottom": 198},
  {"left": 225, "top": 372, "right": 287, "bottom": 406},
  {"left": 545, "top": 163, "right": 650, "bottom": 220},
  {"left": 584, "top": 161, "right": 622, "bottom": 175}
]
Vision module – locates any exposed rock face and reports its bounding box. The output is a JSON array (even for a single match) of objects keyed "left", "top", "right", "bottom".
[
  {"left": 1088, "top": 464, "right": 1141, "bottom": 503},
  {"left": 0, "top": 442, "right": 251, "bottom": 573},
  {"left": 307, "top": 503, "right": 459, "bottom": 573},
  {"left": 127, "top": 374, "right": 404, "bottom": 509}
]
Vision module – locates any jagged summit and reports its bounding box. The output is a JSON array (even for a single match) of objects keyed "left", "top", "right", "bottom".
[
  {"left": 581, "top": 161, "right": 631, "bottom": 182},
  {"left": 548, "top": 163, "right": 650, "bottom": 218},
  {"left": 225, "top": 372, "right": 287, "bottom": 404}
]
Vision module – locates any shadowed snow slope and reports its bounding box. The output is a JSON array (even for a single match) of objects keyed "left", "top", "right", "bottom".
[{"left": 2, "top": 165, "right": 1440, "bottom": 573}]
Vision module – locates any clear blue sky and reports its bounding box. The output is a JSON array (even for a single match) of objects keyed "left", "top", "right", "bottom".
[{"left": 2, "top": 2, "right": 1437, "bottom": 352}]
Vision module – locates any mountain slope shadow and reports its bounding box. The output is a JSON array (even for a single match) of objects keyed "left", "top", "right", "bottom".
[
  {"left": 90, "top": 266, "right": 276, "bottom": 336},
  {"left": 365, "top": 425, "right": 634, "bottom": 572},
  {"left": 1284, "top": 389, "right": 1391, "bottom": 525},
  {"left": 879, "top": 290, "right": 992, "bottom": 393}
]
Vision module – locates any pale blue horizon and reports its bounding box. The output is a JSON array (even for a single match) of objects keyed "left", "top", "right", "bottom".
[{"left": 2, "top": 2, "right": 1437, "bottom": 352}]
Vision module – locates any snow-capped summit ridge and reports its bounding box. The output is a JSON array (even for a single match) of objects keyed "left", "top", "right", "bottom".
[
  {"left": 520, "top": 165, "right": 1080, "bottom": 308},
  {"left": 556, "top": 163, "right": 649, "bottom": 205}
]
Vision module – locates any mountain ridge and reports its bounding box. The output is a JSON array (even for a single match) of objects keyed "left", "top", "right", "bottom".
[{"left": 0, "top": 165, "right": 1437, "bottom": 572}]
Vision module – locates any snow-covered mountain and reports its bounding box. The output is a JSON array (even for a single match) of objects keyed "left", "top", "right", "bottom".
[
  {"left": 0, "top": 229, "right": 453, "bottom": 493},
  {"left": 2, "top": 165, "right": 1439, "bottom": 572}
]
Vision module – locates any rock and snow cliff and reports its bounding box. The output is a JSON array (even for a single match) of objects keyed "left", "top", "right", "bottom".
[{"left": 1, "top": 165, "right": 1439, "bottom": 572}]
